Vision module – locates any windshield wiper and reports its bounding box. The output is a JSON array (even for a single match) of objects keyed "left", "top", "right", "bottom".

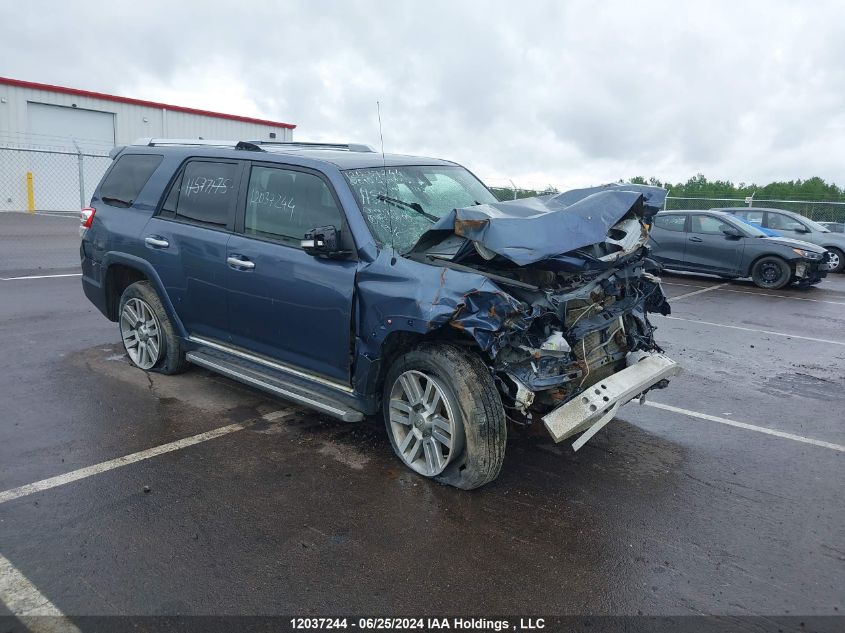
[{"left": 377, "top": 194, "right": 438, "bottom": 222}]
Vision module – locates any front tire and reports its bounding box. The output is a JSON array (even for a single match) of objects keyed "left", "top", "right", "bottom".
[
  {"left": 751, "top": 256, "right": 791, "bottom": 289},
  {"left": 383, "top": 343, "right": 506, "bottom": 490},
  {"left": 825, "top": 247, "right": 844, "bottom": 273},
  {"left": 118, "top": 281, "right": 188, "bottom": 374}
]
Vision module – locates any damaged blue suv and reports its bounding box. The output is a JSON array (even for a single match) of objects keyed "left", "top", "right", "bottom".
[{"left": 80, "top": 139, "right": 680, "bottom": 489}]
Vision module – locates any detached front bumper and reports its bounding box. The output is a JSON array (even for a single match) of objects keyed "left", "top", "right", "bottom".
[
  {"left": 542, "top": 353, "right": 681, "bottom": 450},
  {"left": 794, "top": 258, "right": 828, "bottom": 284}
]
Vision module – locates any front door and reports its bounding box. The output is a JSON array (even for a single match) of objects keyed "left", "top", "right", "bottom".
[
  {"left": 143, "top": 158, "right": 242, "bottom": 341},
  {"left": 225, "top": 163, "right": 357, "bottom": 383},
  {"left": 683, "top": 214, "right": 744, "bottom": 274}
]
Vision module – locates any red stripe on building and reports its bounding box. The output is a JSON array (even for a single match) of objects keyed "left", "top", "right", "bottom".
[{"left": 0, "top": 76, "right": 296, "bottom": 129}]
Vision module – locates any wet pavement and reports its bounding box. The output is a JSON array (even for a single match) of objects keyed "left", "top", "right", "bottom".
[{"left": 0, "top": 213, "right": 843, "bottom": 621}]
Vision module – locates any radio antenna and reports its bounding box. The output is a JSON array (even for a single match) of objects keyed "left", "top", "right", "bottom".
[{"left": 376, "top": 101, "right": 396, "bottom": 264}]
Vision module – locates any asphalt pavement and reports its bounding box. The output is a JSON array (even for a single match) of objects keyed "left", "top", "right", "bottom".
[{"left": 0, "top": 212, "right": 842, "bottom": 628}]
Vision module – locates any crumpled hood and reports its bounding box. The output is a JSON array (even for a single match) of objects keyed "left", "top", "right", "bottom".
[{"left": 411, "top": 183, "right": 667, "bottom": 266}]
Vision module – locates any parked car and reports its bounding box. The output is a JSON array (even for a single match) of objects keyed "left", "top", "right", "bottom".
[
  {"left": 734, "top": 216, "right": 781, "bottom": 236},
  {"left": 648, "top": 210, "right": 829, "bottom": 289},
  {"left": 717, "top": 207, "right": 845, "bottom": 273},
  {"left": 80, "top": 139, "right": 679, "bottom": 489},
  {"left": 818, "top": 221, "right": 844, "bottom": 234}
]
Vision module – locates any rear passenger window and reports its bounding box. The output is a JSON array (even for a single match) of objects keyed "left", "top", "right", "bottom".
[
  {"left": 99, "top": 154, "right": 163, "bottom": 207},
  {"left": 158, "top": 161, "right": 239, "bottom": 227},
  {"left": 653, "top": 215, "right": 686, "bottom": 232},
  {"left": 244, "top": 166, "right": 342, "bottom": 244}
]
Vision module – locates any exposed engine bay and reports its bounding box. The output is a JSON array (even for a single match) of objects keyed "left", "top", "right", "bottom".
[{"left": 397, "top": 183, "right": 680, "bottom": 444}]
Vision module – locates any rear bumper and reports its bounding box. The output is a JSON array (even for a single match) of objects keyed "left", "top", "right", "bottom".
[
  {"left": 542, "top": 352, "right": 681, "bottom": 447},
  {"left": 80, "top": 250, "right": 110, "bottom": 319}
]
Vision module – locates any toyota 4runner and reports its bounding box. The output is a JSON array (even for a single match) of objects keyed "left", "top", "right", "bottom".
[{"left": 80, "top": 139, "right": 680, "bottom": 489}]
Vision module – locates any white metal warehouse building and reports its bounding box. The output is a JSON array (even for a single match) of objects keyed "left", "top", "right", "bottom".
[{"left": 0, "top": 76, "right": 296, "bottom": 212}]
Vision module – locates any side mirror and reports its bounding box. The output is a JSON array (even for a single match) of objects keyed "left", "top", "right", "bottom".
[
  {"left": 301, "top": 225, "right": 347, "bottom": 258},
  {"left": 795, "top": 226, "right": 810, "bottom": 234},
  {"left": 722, "top": 227, "right": 742, "bottom": 239}
]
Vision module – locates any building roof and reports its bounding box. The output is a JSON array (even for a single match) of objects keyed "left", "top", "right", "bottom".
[{"left": 0, "top": 76, "right": 295, "bottom": 129}]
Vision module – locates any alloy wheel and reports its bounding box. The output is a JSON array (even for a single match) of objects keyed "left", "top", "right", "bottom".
[
  {"left": 119, "top": 297, "right": 162, "bottom": 370},
  {"left": 388, "top": 370, "right": 463, "bottom": 477}
]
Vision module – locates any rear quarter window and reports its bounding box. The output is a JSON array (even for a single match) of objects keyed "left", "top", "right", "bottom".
[{"left": 99, "top": 154, "right": 163, "bottom": 208}]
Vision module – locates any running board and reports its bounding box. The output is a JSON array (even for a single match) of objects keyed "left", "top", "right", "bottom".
[{"left": 186, "top": 351, "right": 364, "bottom": 422}]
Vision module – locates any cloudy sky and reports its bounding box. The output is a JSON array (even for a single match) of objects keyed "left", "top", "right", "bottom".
[{"left": 3, "top": 0, "right": 844, "bottom": 191}]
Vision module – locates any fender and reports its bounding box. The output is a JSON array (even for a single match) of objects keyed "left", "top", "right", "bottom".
[{"left": 101, "top": 251, "right": 188, "bottom": 339}]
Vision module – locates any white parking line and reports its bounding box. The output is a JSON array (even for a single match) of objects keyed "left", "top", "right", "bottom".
[
  {"left": 0, "top": 409, "right": 291, "bottom": 505},
  {"left": 668, "top": 282, "right": 729, "bottom": 302},
  {"left": 663, "top": 315, "right": 845, "bottom": 347},
  {"left": 713, "top": 287, "right": 845, "bottom": 306},
  {"left": 644, "top": 401, "right": 845, "bottom": 452},
  {"left": 663, "top": 281, "right": 845, "bottom": 306},
  {"left": 0, "top": 273, "right": 82, "bottom": 281},
  {"left": 0, "top": 553, "right": 82, "bottom": 630}
]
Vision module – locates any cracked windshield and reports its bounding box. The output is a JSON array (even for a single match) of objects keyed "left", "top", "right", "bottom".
[{"left": 344, "top": 165, "right": 498, "bottom": 252}]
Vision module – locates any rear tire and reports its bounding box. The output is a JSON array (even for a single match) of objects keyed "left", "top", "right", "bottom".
[
  {"left": 118, "top": 281, "right": 189, "bottom": 375},
  {"left": 382, "top": 343, "right": 506, "bottom": 490},
  {"left": 751, "top": 256, "right": 791, "bottom": 290},
  {"left": 826, "top": 247, "right": 844, "bottom": 273}
]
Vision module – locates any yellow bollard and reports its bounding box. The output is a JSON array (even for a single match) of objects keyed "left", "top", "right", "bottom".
[{"left": 26, "top": 172, "right": 35, "bottom": 213}]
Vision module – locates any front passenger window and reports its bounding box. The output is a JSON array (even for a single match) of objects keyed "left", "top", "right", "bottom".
[
  {"left": 767, "top": 213, "right": 806, "bottom": 231},
  {"left": 245, "top": 166, "right": 342, "bottom": 244}
]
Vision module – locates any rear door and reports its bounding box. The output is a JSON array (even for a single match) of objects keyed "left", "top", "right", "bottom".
[
  {"left": 648, "top": 213, "right": 688, "bottom": 266},
  {"left": 142, "top": 158, "right": 242, "bottom": 341},
  {"left": 225, "top": 162, "right": 357, "bottom": 383},
  {"left": 683, "top": 214, "right": 744, "bottom": 274}
]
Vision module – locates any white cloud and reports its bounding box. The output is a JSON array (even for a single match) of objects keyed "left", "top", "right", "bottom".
[{"left": 3, "top": 0, "right": 844, "bottom": 190}]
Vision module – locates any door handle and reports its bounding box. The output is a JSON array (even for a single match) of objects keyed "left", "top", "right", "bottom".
[
  {"left": 688, "top": 236, "right": 703, "bottom": 242},
  {"left": 227, "top": 255, "right": 255, "bottom": 270},
  {"left": 144, "top": 236, "right": 170, "bottom": 248}
]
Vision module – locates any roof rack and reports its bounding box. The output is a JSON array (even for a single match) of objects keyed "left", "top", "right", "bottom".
[
  {"left": 133, "top": 138, "right": 264, "bottom": 151},
  {"left": 132, "top": 138, "right": 376, "bottom": 153},
  {"left": 250, "top": 141, "right": 376, "bottom": 153}
]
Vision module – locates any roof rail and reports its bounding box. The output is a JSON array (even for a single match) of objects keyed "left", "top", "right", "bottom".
[
  {"left": 249, "top": 141, "right": 376, "bottom": 153},
  {"left": 132, "top": 138, "right": 265, "bottom": 152}
]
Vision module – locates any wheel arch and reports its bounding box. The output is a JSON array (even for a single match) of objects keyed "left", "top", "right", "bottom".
[
  {"left": 744, "top": 252, "right": 793, "bottom": 278},
  {"left": 355, "top": 325, "right": 492, "bottom": 408},
  {"left": 102, "top": 252, "right": 187, "bottom": 338}
]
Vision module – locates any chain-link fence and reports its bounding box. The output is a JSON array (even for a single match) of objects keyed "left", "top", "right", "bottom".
[
  {"left": 664, "top": 196, "right": 845, "bottom": 223},
  {"left": 0, "top": 143, "right": 112, "bottom": 214}
]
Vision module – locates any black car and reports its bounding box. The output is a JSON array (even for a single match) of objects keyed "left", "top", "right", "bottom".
[{"left": 648, "top": 210, "right": 828, "bottom": 289}]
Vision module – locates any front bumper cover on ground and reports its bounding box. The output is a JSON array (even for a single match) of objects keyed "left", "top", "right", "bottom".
[{"left": 542, "top": 353, "right": 682, "bottom": 450}]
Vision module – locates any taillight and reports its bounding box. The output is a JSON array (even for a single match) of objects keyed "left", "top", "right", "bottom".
[{"left": 80, "top": 207, "right": 96, "bottom": 229}]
